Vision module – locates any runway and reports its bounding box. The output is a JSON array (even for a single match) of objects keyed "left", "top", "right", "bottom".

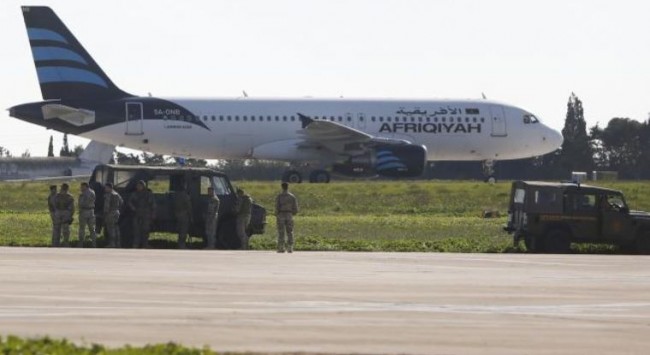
[{"left": 0, "top": 248, "right": 649, "bottom": 354}]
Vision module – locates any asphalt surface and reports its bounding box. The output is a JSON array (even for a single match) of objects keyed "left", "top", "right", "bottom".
[{"left": 0, "top": 247, "right": 649, "bottom": 354}]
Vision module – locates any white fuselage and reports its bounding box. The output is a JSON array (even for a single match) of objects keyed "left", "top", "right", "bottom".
[{"left": 83, "top": 98, "right": 562, "bottom": 164}]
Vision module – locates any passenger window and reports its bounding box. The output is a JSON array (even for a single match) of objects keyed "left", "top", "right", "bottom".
[
  {"left": 571, "top": 194, "right": 597, "bottom": 211},
  {"left": 514, "top": 188, "right": 525, "bottom": 204},
  {"left": 148, "top": 175, "right": 171, "bottom": 194},
  {"left": 200, "top": 176, "right": 211, "bottom": 195},
  {"left": 113, "top": 170, "right": 136, "bottom": 188}
]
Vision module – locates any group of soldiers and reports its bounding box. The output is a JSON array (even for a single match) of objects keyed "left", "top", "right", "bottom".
[{"left": 47, "top": 180, "right": 299, "bottom": 252}]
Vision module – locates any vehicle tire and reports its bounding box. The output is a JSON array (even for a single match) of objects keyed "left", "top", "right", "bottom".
[
  {"left": 524, "top": 234, "right": 541, "bottom": 253},
  {"left": 282, "top": 170, "right": 302, "bottom": 184},
  {"left": 309, "top": 169, "right": 330, "bottom": 183},
  {"left": 634, "top": 230, "right": 650, "bottom": 255},
  {"left": 543, "top": 229, "right": 571, "bottom": 254}
]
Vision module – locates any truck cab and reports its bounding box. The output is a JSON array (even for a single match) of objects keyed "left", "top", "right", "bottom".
[
  {"left": 505, "top": 181, "right": 650, "bottom": 253},
  {"left": 90, "top": 164, "right": 266, "bottom": 249}
]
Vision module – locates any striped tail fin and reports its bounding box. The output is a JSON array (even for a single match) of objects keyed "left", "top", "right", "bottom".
[{"left": 21, "top": 6, "right": 130, "bottom": 100}]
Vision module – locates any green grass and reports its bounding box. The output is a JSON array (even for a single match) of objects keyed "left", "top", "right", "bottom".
[
  {"left": 2, "top": 180, "right": 650, "bottom": 252},
  {"left": 0, "top": 335, "right": 230, "bottom": 355}
]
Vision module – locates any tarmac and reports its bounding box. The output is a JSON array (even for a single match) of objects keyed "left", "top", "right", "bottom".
[{"left": 0, "top": 247, "right": 649, "bottom": 355}]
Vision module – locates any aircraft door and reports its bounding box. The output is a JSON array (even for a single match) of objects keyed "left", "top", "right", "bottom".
[
  {"left": 357, "top": 113, "right": 366, "bottom": 130},
  {"left": 489, "top": 105, "right": 507, "bottom": 137},
  {"left": 125, "top": 102, "right": 144, "bottom": 135}
]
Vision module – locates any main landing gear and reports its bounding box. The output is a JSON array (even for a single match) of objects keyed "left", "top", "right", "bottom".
[
  {"left": 482, "top": 160, "right": 497, "bottom": 183},
  {"left": 282, "top": 169, "right": 331, "bottom": 184}
]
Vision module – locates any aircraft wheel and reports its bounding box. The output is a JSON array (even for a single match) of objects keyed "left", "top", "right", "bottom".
[
  {"left": 309, "top": 170, "right": 330, "bottom": 183},
  {"left": 282, "top": 170, "right": 302, "bottom": 184},
  {"left": 485, "top": 175, "right": 497, "bottom": 184}
]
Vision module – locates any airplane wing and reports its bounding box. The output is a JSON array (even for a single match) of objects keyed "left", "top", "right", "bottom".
[{"left": 297, "top": 113, "right": 410, "bottom": 155}]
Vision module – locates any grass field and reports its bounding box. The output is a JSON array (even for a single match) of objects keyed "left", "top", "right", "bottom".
[{"left": 2, "top": 180, "right": 650, "bottom": 252}]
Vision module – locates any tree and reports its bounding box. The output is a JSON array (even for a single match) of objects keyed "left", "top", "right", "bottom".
[
  {"left": 47, "top": 136, "right": 54, "bottom": 157},
  {"left": 21, "top": 149, "right": 31, "bottom": 158},
  {"left": 0, "top": 146, "right": 12, "bottom": 157},
  {"left": 59, "top": 133, "right": 71, "bottom": 157},
  {"left": 557, "top": 93, "right": 593, "bottom": 176},
  {"left": 591, "top": 118, "right": 645, "bottom": 178},
  {"left": 72, "top": 145, "right": 84, "bottom": 158}
]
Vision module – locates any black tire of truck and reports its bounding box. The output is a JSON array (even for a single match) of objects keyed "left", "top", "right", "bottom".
[
  {"left": 543, "top": 229, "right": 571, "bottom": 254},
  {"left": 635, "top": 230, "right": 650, "bottom": 255},
  {"left": 524, "top": 234, "right": 541, "bottom": 253}
]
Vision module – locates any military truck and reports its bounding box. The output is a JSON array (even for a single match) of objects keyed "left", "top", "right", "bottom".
[
  {"left": 90, "top": 164, "right": 266, "bottom": 249},
  {"left": 505, "top": 181, "right": 650, "bottom": 253}
]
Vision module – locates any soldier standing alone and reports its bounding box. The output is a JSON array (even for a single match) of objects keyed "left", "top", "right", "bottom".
[
  {"left": 235, "top": 188, "right": 252, "bottom": 250},
  {"left": 53, "top": 183, "right": 75, "bottom": 247},
  {"left": 128, "top": 180, "right": 156, "bottom": 249},
  {"left": 77, "top": 182, "right": 97, "bottom": 247},
  {"left": 275, "top": 182, "right": 298, "bottom": 253},
  {"left": 204, "top": 187, "right": 220, "bottom": 249},
  {"left": 173, "top": 186, "right": 193, "bottom": 249},
  {"left": 47, "top": 185, "right": 57, "bottom": 245},
  {"left": 103, "top": 183, "right": 123, "bottom": 248}
]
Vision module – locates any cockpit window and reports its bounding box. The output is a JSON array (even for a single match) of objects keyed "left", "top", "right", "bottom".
[{"left": 523, "top": 115, "right": 539, "bottom": 124}]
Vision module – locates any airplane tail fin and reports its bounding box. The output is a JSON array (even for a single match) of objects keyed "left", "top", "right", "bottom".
[
  {"left": 78, "top": 141, "right": 115, "bottom": 164},
  {"left": 21, "top": 6, "right": 130, "bottom": 101}
]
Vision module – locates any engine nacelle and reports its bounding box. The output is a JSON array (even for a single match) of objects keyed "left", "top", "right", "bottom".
[{"left": 333, "top": 144, "right": 427, "bottom": 178}]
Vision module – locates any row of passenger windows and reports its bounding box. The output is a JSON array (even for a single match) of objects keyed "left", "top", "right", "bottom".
[{"left": 179, "top": 115, "right": 487, "bottom": 124}]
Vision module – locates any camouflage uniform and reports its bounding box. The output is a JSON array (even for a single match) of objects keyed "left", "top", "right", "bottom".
[
  {"left": 103, "top": 190, "right": 123, "bottom": 247},
  {"left": 204, "top": 194, "right": 220, "bottom": 249},
  {"left": 47, "top": 188, "right": 57, "bottom": 244},
  {"left": 236, "top": 193, "right": 253, "bottom": 250},
  {"left": 275, "top": 190, "right": 298, "bottom": 253},
  {"left": 173, "top": 191, "right": 192, "bottom": 249},
  {"left": 53, "top": 191, "right": 75, "bottom": 247},
  {"left": 78, "top": 188, "right": 97, "bottom": 247},
  {"left": 129, "top": 188, "right": 156, "bottom": 248}
]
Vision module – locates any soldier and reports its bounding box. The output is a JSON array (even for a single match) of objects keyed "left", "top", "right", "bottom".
[
  {"left": 173, "top": 186, "right": 193, "bottom": 249},
  {"left": 53, "top": 183, "right": 75, "bottom": 247},
  {"left": 235, "top": 188, "right": 252, "bottom": 250},
  {"left": 128, "top": 180, "right": 156, "bottom": 249},
  {"left": 103, "top": 183, "right": 123, "bottom": 248},
  {"left": 47, "top": 185, "right": 57, "bottom": 245},
  {"left": 204, "top": 187, "right": 220, "bottom": 249},
  {"left": 275, "top": 182, "right": 299, "bottom": 253},
  {"left": 78, "top": 182, "right": 97, "bottom": 247}
]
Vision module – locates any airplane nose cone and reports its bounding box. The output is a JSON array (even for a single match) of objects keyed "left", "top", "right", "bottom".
[{"left": 542, "top": 127, "right": 563, "bottom": 152}]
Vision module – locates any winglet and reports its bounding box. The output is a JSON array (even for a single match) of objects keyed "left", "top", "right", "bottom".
[{"left": 298, "top": 113, "right": 314, "bottom": 129}]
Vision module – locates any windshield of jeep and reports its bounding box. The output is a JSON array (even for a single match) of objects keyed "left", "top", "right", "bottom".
[{"left": 212, "top": 176, "right": 232, "bottom": 195}]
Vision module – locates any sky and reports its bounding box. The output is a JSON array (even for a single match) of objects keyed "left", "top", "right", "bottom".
[{"left": 1, "top": 0, "right": 649, "bottom": 157}]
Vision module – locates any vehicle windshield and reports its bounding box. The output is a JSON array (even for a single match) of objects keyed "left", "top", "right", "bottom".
[
  {"left": 602, "top": 194, "right": 628, "bottom": 211},
  {"left": 523, "top": 114, "right": 539, "bottom": 124}
]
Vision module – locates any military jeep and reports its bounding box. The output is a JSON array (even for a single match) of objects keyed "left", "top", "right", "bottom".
[
  {"left": 90, "top": 164, "right": 266, "bottom": 249},
  {"left": 505, "top": 181, "right": 650, "bottom": 253}
]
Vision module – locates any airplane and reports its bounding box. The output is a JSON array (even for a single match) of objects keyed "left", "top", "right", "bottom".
[
  {"left": 0, "top": 140, "right": 114, "bottom": 181},
  {"left": 9, "top": 6, "right": 563, "bottom": 183}
]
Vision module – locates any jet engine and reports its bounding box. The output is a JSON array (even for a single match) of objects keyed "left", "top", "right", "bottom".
[{"left": 333, "top": 144, "right": 427, "bottom": 178}]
